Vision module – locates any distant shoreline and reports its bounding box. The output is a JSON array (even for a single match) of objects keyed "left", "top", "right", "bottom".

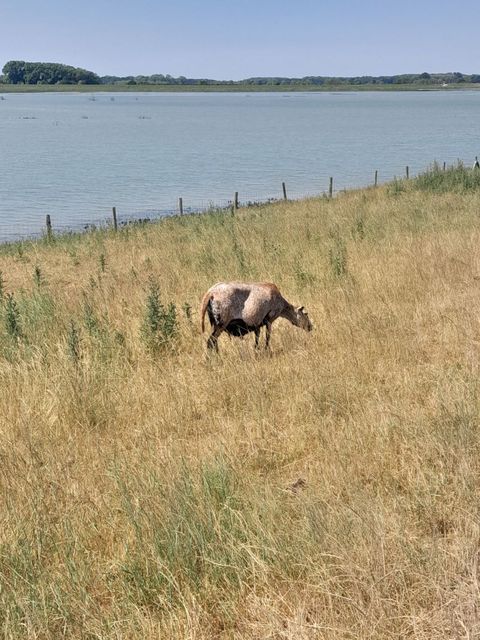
[{"left": 1, "top": 82, "right": 480, "bottom": 94}]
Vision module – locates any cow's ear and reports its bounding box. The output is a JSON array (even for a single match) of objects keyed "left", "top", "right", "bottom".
[{"left": 298, "top": 306, "right": 304, "bottom": 312}]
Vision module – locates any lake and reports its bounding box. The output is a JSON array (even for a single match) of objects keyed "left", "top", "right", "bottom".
[{"left": 0, "top": 90, "right": 479, "bottom": 241}]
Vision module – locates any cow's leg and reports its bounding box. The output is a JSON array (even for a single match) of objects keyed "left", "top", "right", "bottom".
[
  {"left": 207, "top": 325, "right": 223, "bottom": 352},
  {"left": 254, "top": 327, "right": 261, "bottom": 349},
  {"left": 265, "top": 321, "right": 273, "bottom": 349}
]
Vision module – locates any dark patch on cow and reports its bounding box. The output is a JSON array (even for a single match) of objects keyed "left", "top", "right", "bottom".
[
  {"left": 225, "top": 319, "right": 255, "bottom": 337},
  {"left": 225, "top": 314, "right": 271, "bottom": 338}
]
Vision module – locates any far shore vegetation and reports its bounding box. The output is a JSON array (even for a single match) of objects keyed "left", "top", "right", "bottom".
[{"left": 2, "top": 60, "right": 480, "bottom": 92}]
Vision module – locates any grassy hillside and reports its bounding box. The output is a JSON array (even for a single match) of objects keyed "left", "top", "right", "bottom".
[{"left": 2, "top": 168, "right": 480, "bottom": 638}]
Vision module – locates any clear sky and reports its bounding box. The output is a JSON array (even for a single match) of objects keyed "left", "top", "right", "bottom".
[{"left": 1, "top": 0, "right": 479, "bottom": 79}]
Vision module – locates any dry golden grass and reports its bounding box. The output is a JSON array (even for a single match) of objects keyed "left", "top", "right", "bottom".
[{"left": 1, "top": 180, "right": 480, "bottom": 638}]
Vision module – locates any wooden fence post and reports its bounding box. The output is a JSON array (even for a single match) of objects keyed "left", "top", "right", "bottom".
[
  {"left": 374, "top": 170, "right": 378, "bottom": 187},
  {"left": 406, "top": 166, "right": 410, "bottom": 179},
  {"left": 112, "top": 206, "right": 118, "bottom": 231},
  {"left": 329, "top": 177, "right": 333, "bottom": 198},
  {"left": 46, "top": 214, "right": 52, "bottom": 240},
  {"left": 178, "top": 197, "right": 183, "bottom": 215},
  {"left": 443, "top": 161, "right": 446, "bottom": 171},
  {"left": 282, "top": 181, "right": 287, "bottom": 200},
  {"left": 233, "top": 191, "right": 239, "bottom": 213}
]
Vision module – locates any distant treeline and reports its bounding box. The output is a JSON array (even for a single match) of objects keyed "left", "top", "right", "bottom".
[
  {"left": 1, "top": 61, "right": 100, "bottom": 85},
  {"left": 2, "top": 61, "right": 480, "bottom": 86},
  {"left": 98, "top": 71, "right": 480, "bottom": 86}
]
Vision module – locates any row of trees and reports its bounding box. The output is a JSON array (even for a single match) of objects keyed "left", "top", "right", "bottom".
[
  {"left": 2, "top": 61, "right": 479, "bottom": 87},
  {"left": 229, "top": 72, "right": 480, "bottom": 86},
  {"left": 97, "top": 71, "right": 480, "bottom": 86},
  {"left": 1, "top": 61, "right": 100, "bottom": 85}
]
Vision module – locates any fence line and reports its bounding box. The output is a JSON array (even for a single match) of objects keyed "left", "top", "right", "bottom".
[{"left": 0, "top": 159, "right": 471, "bottom": 244}]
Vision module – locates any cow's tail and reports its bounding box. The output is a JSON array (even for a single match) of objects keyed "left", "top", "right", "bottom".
[{"left": 200, "top": 292, "right": 212, "bottom": 333}]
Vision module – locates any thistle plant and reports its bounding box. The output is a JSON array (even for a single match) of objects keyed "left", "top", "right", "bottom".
[
  {"left": 82, "top": 294, "right": 99, "bottom": 336},
  {"left": 329, "top": 229, "right": 348, "bottom": 278},
  {"left": 4, "top": 293, "right": 21, "bottom": 340},
  {"left": 33, "top": 265, "right": 43, "bottom": 287},
  {"left": 141, "top": 278, "right": 178, "bottom": 354},
  {"left": 67, "top": 320, "right": 81, "bottom": 364},
  {"left": 182, "top": 302, "right": 192, "bottom": 322}
]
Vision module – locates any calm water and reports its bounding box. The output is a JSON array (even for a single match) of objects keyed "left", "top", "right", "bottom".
[{"left": 1, "top": 90, "right": 479, "bottom": 241}]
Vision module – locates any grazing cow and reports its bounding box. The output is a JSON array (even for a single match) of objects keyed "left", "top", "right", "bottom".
[{"left": 200, "top": 281, "right": 312, "bottom": 351}]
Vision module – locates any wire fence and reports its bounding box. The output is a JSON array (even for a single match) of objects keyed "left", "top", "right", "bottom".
[{"left": 0, "top": 159, "right": 466, "bottom": 245}]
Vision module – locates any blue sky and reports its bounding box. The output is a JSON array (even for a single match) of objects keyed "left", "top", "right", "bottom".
[{"left": 1, "top": 0, "right": 479, "bottom": 79}]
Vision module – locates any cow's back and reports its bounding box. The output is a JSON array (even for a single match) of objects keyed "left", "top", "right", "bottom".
[{"left": 209, "top": 282, "right": 282, "bottom": 326}]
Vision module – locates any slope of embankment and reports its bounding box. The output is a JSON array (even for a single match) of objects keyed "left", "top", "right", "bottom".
[{"left": 1, "top": 167, "right": 480, "bottom": 638}]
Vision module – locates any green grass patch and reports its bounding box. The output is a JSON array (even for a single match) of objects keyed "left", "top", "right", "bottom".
[{"left": 414, "top": 161, "right": 480, "bottom": 193}]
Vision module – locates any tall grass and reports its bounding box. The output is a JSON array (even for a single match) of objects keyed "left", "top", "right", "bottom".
[
  {"left": 1, "top": 174, "right": 480, "bottom": 638},
  {"left": 414, "top": 160, "right": 480, "bottom": 192}
]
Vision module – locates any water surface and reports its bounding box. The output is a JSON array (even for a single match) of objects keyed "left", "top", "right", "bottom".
[{"left": 0, "top": 91, "right": 478, "bottom": 240}]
